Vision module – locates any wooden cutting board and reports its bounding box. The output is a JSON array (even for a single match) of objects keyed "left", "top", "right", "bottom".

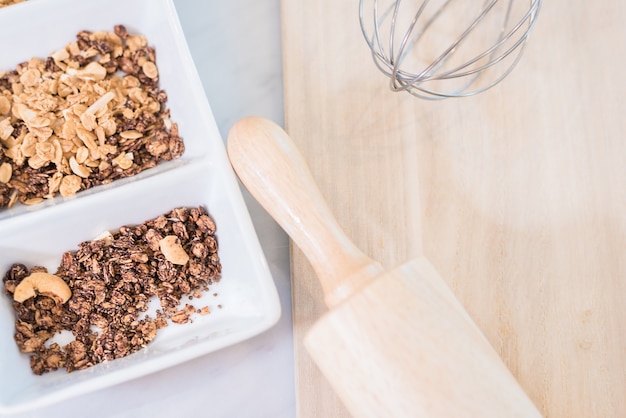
[{"left": 280, "top": 1, "right": 626, "bottom": 417}]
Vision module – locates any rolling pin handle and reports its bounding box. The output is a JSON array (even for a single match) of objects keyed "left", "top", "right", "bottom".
[{"left": 227, "top": 116, "right": 381, "bottom": 307}]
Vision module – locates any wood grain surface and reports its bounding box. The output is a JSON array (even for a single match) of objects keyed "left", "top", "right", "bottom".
[{"left": 280, "top": 1, "right": 626, "bottom": 417}]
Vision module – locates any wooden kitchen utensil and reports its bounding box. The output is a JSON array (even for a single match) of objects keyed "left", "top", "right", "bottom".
[{"left": 227, "top": 116, "right": 542, "bottom": 417}]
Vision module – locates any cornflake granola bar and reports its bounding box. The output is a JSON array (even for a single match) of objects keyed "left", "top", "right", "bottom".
[
  {"left": 0, "top": 25, "right": 184, "bottom": 208},
  {"left": 3, "top": 206, "right": 221, "bottom": 375}
]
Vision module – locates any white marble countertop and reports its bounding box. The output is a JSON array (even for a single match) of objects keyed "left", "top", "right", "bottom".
[{"left": 8, "top": 1, "right": 296, "bottom": 417}]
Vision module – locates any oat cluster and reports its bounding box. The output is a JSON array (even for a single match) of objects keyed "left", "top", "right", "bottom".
[
  {"left": 0, "top": 0, "right": 25, "bottom": 7},
  {"left": 3, "top": 206, "right": 221, "bottom": 375},
  {"left": 0, "top": 25, "right": 184, "bottom": 208}
]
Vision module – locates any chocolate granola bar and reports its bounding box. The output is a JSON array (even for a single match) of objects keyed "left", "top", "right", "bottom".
[{"left": 3, "top": 206, "right": 221, "bottom": 375}]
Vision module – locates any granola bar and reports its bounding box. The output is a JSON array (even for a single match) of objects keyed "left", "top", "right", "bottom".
[
  {"left": 0, "top": 25, "right": 184, "bottom": 208},
  {"left": 3, "top": 206, "right": 221, "bottom": 375},
  {"left": 0, "top": 0, "right": 26, "bottom": 8}
]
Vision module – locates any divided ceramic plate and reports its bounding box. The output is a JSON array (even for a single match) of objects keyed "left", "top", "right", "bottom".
[{"left": 0, "top": 0, "right": 281, "bottom": 413}]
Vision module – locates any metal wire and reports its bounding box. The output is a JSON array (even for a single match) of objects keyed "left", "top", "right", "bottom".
[{"left": 359, "top": 0, "right": 543, "bottom": 99}]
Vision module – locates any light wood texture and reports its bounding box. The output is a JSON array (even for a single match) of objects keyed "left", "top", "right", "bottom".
[
  {"left": 280, "top": 0, "right": 626, "bottom": 417},
  {"left": 226, "top": 117, "right": 384, "bottom": 309},
  {"left": 305, "top": 258, "right": 538, "bottom": 418},
  {"left": 227, "top": 117, "right": 541, "bottom": 418}
]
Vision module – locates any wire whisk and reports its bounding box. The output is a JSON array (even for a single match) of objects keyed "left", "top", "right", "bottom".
[{"left": 359, "top": 0, "right": 543, "bottom": 99}]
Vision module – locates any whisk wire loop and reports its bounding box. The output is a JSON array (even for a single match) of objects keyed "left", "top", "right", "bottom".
[{"left": 360, "top": 0, "right": 543, "bottom": 99}]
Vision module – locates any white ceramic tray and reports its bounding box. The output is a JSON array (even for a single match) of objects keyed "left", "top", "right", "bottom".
[{"left": 0, "top": 0, "right": 281, "bottom": 413}]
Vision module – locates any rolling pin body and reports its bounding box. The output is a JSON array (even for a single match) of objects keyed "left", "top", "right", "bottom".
[{"left": 227, "top": 117, "right": 542, "bottom": 418}]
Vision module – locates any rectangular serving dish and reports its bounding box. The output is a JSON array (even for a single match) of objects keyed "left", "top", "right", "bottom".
[
  {"left": 0, "top": 0, "right": 211, "bottom": 220},
  {"left": 0, "top": 0, "right": 281, "bottom": 413}
]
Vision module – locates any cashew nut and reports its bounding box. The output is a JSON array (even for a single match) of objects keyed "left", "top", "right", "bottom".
[
  {"left": 13, "top": 272, "right": 72, "bottom": 304},
  {"left": 69, "top": 156, "right": 91, "bottom": 178},
  {"left": 159, "top": 235, "right": 189, "bottom": 265},
  {"left": 93, "top": 230, "right": 114, "bottom": 246}
]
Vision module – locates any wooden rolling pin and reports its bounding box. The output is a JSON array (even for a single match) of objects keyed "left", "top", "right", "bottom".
[{"left": 227, "top": 116, "right": 542, "bottom": 418}]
